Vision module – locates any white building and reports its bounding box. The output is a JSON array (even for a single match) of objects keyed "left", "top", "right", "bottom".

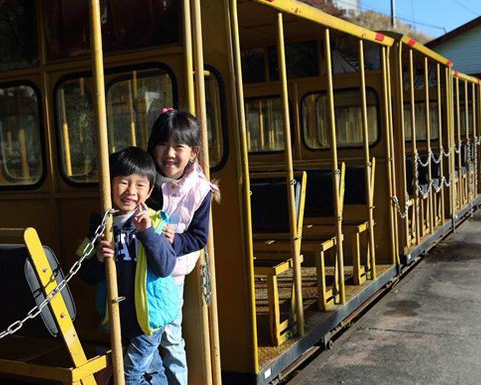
[
  {"left": 427, "top": 16, "right": 481, "bottom": 77},
  {"left": 331, "top": 0, "right": 361, "bottom": 16}
]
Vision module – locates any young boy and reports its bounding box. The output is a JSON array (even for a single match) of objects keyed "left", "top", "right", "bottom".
[{"left": 79, "top": 146, "right": 179, "bottom": 385}]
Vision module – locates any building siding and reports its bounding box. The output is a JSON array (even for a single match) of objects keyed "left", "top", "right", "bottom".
[
  {"left": 432, "top": 24, "right": 481, "bottom": 75},
  {"left": 331, "top": 0, "right": 360, "bottom": 15}
]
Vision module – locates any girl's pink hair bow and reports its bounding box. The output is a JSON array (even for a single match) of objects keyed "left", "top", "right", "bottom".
[{"left": 161, "top": 107, "right": 174, "bottom": 114}]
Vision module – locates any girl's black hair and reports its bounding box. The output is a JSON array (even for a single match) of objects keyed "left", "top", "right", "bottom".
[
  {"left": 147, "top": 109, "right": 201, "bottom": 156},
  {"left": 110, "top": 146, "right": 157, "bottom": 187}
]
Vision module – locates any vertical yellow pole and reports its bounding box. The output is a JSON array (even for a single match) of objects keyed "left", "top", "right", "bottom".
[
  {"left": 18, "top": 128, "right": 30, "bottom": 181},
  {"left": 183, "top": 0, "right": 195, "bottom": 113},
  {"left": 446, "top": 69, "right": 455, "bottom": 219},
  {"left": 277, "top": 12, "right": 305, "bottom": 335},
  {"left": 424, "top": 58, "right": 434, "bottom": 233},
  {"left": 455, "top": 78, "right": 462, "bottom": 208},
  {"left": 393, "top": 42, "right": 409, "bottom": 252},
  {"left": 88, "top": 2, "right": 125, "bottom": 385},
  {"left": 228, "top": 0, "right": 258, "bottom": 372},
  {"left": 383, "top": 46, "right": 399, "bottom": 265},
  {"left": 60, "top": 89, "right": 73, "bottom": 176},
  {"left": 409, "top": 49, "right": 420, "bottom": 244},
  {"left": 464, "top": 80, "right": 469, "bottom": 203},
  {"left": 358, "top": 39, "right": 376, "bottom": 277},
  {"left": 259, "top": 100, "right": 265, "bottom": 148},
  {"left": 387, "top": 47, "right": 400, "bottom": 263},
  {"left": 128, "top": 81, "right": 137, "bottom": 146},
  {"left": 470, "top": 83, "right": 477, "bottom": 195},
  {"left": 192, "top": 1, "right": 221, "bottom": 384},
  {"left": 437, "top": 64, "right": 445, "bottom": 222},
  {"left": 325, "top": 28, "right": 345, "bottom": 304}
]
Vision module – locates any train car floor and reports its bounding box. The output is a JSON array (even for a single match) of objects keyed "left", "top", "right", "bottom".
[{"left": 288, "top": 211, "right": 481, "bottom": 385}]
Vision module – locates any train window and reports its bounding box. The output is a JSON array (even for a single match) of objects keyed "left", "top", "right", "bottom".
[
  {"left": 107, "top": 69, "right": 174, "bottom": 153},
  {"left": 44, "top": 0, "right": 180, "bottom": 61},
  {"left": 0, "top": 0, "right": 38, "bottom": 71},
  {"left": 56, "top": 77, "right": 97, "bottom": 183},
  {"left": 404, "top": 102, "right": 439, "bottom": 141},
  {"left": 302, "top": 89, "right": 379, "bottom": 149},
  {"left": 0, "top": 84, "right": 43, "bottom": 186},
  {"left": 268, "top": 40, "right": 318, "bottom": 81},
  {"left": 241, "top": 48, "right": 266, "bottom": 84},
  {"left": 56, "top": 67, "right": 176, "bottom": 183},
  {"left": 205, "top": 69, "right": 226, "bottom": 168},
  {"left": 245, "top": 96, "right": 284, "bottom": 152}
]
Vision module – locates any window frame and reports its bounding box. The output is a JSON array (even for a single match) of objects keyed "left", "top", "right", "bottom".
[
  {"left": 300, "top": 86, "right": 382, "bottom": 151},
  {"left": 0, "top": 79, "right": 46, "bottom": 191},
  {"left": 53, "top": 62, "right": 178, "bottom": 187},
  {"left": 204, "top": 65, "right": 229, "bottom": 173},
  {"left": 244, "top": 94, "right": 293, "bottom": 155}
]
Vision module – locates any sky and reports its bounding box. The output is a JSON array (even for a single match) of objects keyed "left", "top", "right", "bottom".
[{"left": 360, "top": 0, "right": 481, "bottom": 39}]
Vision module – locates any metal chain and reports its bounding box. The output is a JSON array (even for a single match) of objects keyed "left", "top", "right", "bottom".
[
  {"left": 391, "top": 195, "right": 410, "bottom": 219},
  {"left": 454, "top": 143, "right": 462, "bottom": 154},
  {"left": 201, "top": 248, "right": 212, "bottom": 306},
  {"left": 0, "top": 209, "right": 117, "bottom": 340},
  {"left": 442, "top": 146, "right": 453, "bottom": 157},
  {"left": 467, "top": 140, "right": 474, "bottom": 201},
  {"left": 431, "top": 151, "right": 442, "bottom": 164},
  {"left": 415, "top": 153, "right": 433, "bottom": 196},
  {"left": 416, "top": 152, "right": 431, "bottom": 168}
]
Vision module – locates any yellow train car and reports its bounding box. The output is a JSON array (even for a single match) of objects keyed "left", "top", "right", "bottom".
[{"left": 0, "top": 1, "right": 481, "bottom": 385}]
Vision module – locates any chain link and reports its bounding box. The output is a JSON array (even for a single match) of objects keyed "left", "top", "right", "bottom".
[
  {"left": 391, "top": 195, "right": 410, "bottom": 219},
  {"left": 200, "top": 248, "right": 212, "bottom": 306},
  {"left": 0, "top": 209, "right": 117, "bottom": 340}
]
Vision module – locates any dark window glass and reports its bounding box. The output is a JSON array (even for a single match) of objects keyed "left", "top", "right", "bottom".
[
  {"left": 205, "top": 70, "right": 225, "bottom": 167},
  {"left": 0, "top": 84, "right": 43, "bottom": 186},
  {"left": 268, "top": 40, "right": 318, "bottom": 81},
  {"left": 241, "top": 48, "right": 266, "bottom": 84},
  {"left": 44, "top": 0, "right": 180, "bottom": 61},
  {"left": 0, "top": 0, "right": 38, "bottom": 71}
]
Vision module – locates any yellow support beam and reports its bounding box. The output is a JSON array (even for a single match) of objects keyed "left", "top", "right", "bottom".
[{"left": 250, "top": 0, "right": 394, "bottom": 46}]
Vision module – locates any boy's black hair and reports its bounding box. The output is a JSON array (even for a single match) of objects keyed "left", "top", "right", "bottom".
[
  {"left": 109, "top": 146, "right": 156, "bottom": 187},
  {"left": 147, "top": 109, "right": 201, "bottom": 156}
]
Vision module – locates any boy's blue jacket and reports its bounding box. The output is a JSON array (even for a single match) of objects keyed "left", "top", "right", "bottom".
[{"left": 78, "top": 209, "right": 179, "bottom": 338}]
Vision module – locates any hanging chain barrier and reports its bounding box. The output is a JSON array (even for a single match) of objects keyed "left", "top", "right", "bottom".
[
  {"left": 392, "top": 147, "right": 458, "bottom": 219},
  {"left": 467, "top": 139, "right": 475, "bottom": 201},
  {"left": 201, "top": 248, "right": 212, "bottom": 306},
  {"left": 0, "top": 208, "right": 117, "bottom": 340},
  {"left": 391, "top": 195, "right": 410, "bottom": 219}
]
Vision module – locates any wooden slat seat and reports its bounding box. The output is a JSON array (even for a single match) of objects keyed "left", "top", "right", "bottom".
[{"left": 250, "top": 172, "right": 307, "bottom": 346}]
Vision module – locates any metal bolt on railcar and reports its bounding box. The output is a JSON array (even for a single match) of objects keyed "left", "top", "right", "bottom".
[{"left": 0, "top": 1, "right": 480, "bottom": 385}]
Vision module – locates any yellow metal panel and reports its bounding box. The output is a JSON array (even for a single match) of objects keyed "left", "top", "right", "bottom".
[
  {"left": 399, "top": 35, "right": 452, "bottom": 67},
  {"left": 71, "top": 354, "right": 110, "bottom": 382},
  {"left": 0, "top": 359, "right": 69, "bottom": 382},
  {"left": 248, "top": 0, "right": 394, "bottom": 46}
]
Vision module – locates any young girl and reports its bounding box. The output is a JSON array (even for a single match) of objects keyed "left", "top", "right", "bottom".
[{"left": 147, "top": 108, "right": 218, "bottom": 385}]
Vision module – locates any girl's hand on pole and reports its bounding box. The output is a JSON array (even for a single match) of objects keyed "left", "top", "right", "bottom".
[
  {"left": 97, "top": 237, "right": 115, "bottom": 262},
  {"left": 162, "top": 224, "right": 175, "bottom": 244},
  {"left": 133, "top": 202, "right": 152, "bottom": 232}
]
